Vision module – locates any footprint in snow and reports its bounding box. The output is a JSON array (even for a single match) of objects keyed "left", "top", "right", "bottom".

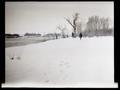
[{"left": 16, "top": 56, "right": 21, "bottom": 60}]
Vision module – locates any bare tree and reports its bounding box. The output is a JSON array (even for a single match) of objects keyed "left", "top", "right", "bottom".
[
  {"left": 86, "top": 16, "right": 100, "bottom": 31},
  {"left": 86, "top": 16, "right": 111, "bottom": 36},
  {"left": 64, "top": 13, "right": 80, "bottom": 37},
  {"left": 76, "top": 22, "right": 82, "bottom": 35},
  {"left": 100, "top": 17, "right": 110, "bottom": 30},
  {"left": 86, "top": 16, "right": 110, "bottom": 31},
  {"left": 57, "top": 25, "right": 67, "bottom": 38}
]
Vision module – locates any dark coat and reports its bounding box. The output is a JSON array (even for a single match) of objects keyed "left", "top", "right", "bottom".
[{"left": 79, "top": 33, "right": 82, "bottom": 39}]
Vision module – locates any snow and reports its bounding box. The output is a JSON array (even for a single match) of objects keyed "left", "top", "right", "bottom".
[{"left": 3, "top": 36, "right": 117, "bottom": 88}]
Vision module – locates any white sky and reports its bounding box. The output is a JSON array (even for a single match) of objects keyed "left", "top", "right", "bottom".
[{"left": 5, "top": 2, "right": 114, "bottom": 35}]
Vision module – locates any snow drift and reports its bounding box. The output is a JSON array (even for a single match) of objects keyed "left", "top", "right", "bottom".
[{"left": 3, "top": 36, "right": 115, "bottom": 87}]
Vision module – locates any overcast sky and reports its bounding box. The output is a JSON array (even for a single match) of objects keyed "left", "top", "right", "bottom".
[{"left": 5, "top": 2, "right": 114, "bottom": 35}]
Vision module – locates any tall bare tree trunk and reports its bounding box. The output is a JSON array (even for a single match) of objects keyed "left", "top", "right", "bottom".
[{"left": 65, "top": 13, "right": 80, "bottom": 38}]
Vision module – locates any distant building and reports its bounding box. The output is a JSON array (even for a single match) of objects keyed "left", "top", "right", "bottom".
[
  {"left": 5, "top": 34, "right": 20, "bottom": 38},
  {"left": 24, "top": 33, "right": 41, "bottom": 37}
]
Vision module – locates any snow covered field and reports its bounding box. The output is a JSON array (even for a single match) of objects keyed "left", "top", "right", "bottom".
[{"left": 3, "top": 36, "right": 117, "bottom": 88}]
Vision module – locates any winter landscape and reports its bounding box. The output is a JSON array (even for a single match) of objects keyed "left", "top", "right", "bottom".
[{"left": 3, "top": 2, "right": 117, "bottom": 88}]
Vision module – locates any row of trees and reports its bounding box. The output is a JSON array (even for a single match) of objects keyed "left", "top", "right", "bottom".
[
  {"left": 57, "top": 13, "right": 113, "bottom": 38},
  {"left": 86, "top": 16, "right": 110, "bottom": 31}
]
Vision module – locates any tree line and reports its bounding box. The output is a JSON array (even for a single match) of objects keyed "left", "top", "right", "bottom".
[
  {"left": 57, "top": 13, "right": 113, "bottom": 38},
  {"left": 6, "top": 13, "right": 113, "bottom": 39}
]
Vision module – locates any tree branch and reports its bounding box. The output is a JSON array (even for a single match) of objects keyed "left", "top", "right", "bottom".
[{"left": 64, "top": 17, "right": 75, "bottom": 29}]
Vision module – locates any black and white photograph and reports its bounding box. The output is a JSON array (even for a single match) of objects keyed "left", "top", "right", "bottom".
[{"left": 2, "top": 1, "right": 118, "bottom": 88}]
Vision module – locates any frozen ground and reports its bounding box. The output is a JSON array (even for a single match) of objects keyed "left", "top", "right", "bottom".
[{"left": 3, "top": 36, "right": 117, "bottom": 88}]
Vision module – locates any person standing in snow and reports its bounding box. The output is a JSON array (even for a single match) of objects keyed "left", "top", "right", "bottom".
[
  {"left": 72, "top": 32, "right": 75, "bottom": 38},
  {"left": 79, "top": 33, "right": 82, "bottom": 40}
]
